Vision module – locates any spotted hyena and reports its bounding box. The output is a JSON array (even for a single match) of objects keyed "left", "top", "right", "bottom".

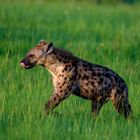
[{"left": 20, "top": 40, "right": 132, "bottom": 118}]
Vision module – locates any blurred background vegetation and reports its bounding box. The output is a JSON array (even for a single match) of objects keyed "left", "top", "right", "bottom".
[
  {"left": 0, "top": 0, "right": 140, "bottom": 4},
  {"left": 93, "top": 0, "right": 139, "bottom": 4},
  {"left": 95, "top": 0, "right": 139, "bottom": 4}
]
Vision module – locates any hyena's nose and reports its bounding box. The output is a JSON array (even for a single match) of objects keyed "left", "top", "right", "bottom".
[{"left": 20, "top": 62, "right": 25, "bottom": 68}]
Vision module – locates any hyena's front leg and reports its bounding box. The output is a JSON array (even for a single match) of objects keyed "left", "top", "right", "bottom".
[
  {"left": 45, "top": 71, "right": 75, "bottom": 115},
  {"left": 45, "top": 90, "right": 70, "bottom": 115}
]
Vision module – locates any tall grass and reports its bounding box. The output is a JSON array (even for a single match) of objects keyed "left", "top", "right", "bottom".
[{"left": 0, "top": 1, "right": 140, "bottom": 140}]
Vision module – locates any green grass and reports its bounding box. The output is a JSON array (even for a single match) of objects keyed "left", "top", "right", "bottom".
[{"left": 0, "top": 1, "right": 140, "bottom": 140}]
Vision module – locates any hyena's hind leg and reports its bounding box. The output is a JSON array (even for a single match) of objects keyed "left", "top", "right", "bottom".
[
  {"left": 91, "top": 99, "right": 105, "bottom": 118},
  {"left": 111, "top": 89, "right": 133, "bottom": 119}
]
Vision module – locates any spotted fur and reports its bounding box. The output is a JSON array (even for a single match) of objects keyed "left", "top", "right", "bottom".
[{"left": 20, "top": 40, "right": 132, "bottom": 118}]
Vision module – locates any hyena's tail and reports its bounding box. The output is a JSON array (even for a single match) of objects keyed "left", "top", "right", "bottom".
[
  {"left": 111, "top": 88, "right": 133, "bottom": 119},
  {"left": 123, "top": 98, "right": 133, "bottom": 119}
]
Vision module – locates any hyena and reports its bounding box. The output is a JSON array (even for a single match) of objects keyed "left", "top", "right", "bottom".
[{"left": 20, "top": 40, "right": 132, "bottom": 118}]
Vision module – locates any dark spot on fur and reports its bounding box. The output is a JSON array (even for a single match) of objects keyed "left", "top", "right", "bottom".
[
  {"left": 105, "top": 72, "right": 111, "bottom": 78},
  {"left": 108, "top": 83, "right": 111, "bottom": 88},
  {"left": 56, "top": 93, "right": 60, "bottom": 98},
  {"left": 116, "top": 89, "right": 121, "bottom": 93},
  {"left": 86, "top": 82, "right": 89, "bottom": 86},
  {"left": 64, "top": 56, "right": 68, "bottom": 60},
  {"left": 100, "top": 77, "right": 104, "bottom": 83},
  {"left": 88, "top": 67, "right": 91, "bottom": 71},
  {"left": 70, "top": 76, "right": 74, "bottom": 81},
  {"left": 84, "top": 68, "right": 88, "bottom": 71},
  {"left": 83, "top": 63, "right": 88, "bottom": 67},
  {"left": 82, "top": 75, "right": 89, "bottom": 80},
  {"left": 56, "top": 55, "right": 59, "bottom": 60},
  {"left": 84, "top": 89, "right": 89, "bottom": 93},
  {"left": 79, "top": 68, "right": 82, "bottom": 72},
  {"left": 63, "top": 60, "right": 68, "bottom": 63},
  {"left": 122, "top": 95, "right": 124, "bottom": 99},
  {"left": 93, "top": 77, "right": 98, "bottom": 81},
  {"left": 92, "top": 71, "right": 96, "bottom": 76},
  {"left": 88, "top": 63, "right": 93, "bottom": 68},
  {"left": 91, "top": 89, "right": 94, "bottom": 93},
  {"left": 97, "top": 72, "right": 101, "bottom": 77},
  {"left": 114, "top": 75, "right": 118, "bottom": 82},
  {"left": 96, "top": 68, "right": 101, "bottom": 72},
  {"left": 121, "top": 84, "right": 126, "bottom": 91},
  {"left": 78, "top": 74, "right": 81, "bottom": 79},
  {"left": 62, "top": 81, "right": 66, "bottom": 86},
  {"left": 64, "top": 67, "right": 68, "bottom": 71},
  {"left": 58, "top": 58, "right": 62, "bottom": 62},
  {"left": 64, "top": 65, "right": 71, "bottom": 71},
  {"left": 67, "top": 85, "right": 71, "bottom": 89},
  {"left": 91, "top": 81, "right": 94, "bottom": 85},
  {"left": 104, "top": 81, "right": 108, "bottom": 86},
  {"left": 53, "top": 96, "right": 57, "bottom": 101},
  {"left": 98, "top": 77, "right": 104, "bottom": 85},
  {"left": 53, "top": 52, "right": 57, "bottom": 55},
  {"left": 60, "top": 90, "right": 63, "bottom": 93}
]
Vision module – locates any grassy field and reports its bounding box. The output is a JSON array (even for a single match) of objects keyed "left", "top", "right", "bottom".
[{"left": 0, "top": 1, "right": 140, "bottom": 140}]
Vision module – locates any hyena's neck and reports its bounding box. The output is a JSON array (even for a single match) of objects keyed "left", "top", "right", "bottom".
[
  {"left": 43, "top": 47, "right": 76, "bottom": 76},
  {"left": 46, "top": 63, "right": 65, "bottom": 77}
]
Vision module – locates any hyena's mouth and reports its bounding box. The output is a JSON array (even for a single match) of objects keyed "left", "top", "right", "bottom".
[{"left": 20, "top": 61, "right": 35, "bottom": 69}]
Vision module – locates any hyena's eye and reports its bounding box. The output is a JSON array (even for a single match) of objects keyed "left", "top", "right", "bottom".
[{"left": 29, "top": 54, "right": 35, "bottom": 58}]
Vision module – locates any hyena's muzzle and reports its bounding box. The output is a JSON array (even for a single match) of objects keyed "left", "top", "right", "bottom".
[{"left": 20, "top": 56, "right": 36, "bottom": 69}]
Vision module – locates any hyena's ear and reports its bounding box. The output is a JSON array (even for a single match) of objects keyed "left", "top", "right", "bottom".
[
  {"left": 46, "top": 42, "right": 53, "bottom": 54},
  {"left": 39, "top": 39, "right": 47, "bottom": 45}
]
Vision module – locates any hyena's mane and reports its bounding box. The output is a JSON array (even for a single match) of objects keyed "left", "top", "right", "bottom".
[{"left": 53, "top": 47, "right": 75, "bottom": 59}]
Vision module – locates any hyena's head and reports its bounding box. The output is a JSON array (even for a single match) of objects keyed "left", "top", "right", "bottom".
[{"left": 20, "top": 40, "right": 53, "bottom": 69}]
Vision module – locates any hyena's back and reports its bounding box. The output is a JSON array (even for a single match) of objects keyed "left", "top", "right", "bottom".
[{"left": 73, "top": 59, "right": 132, "bottom": 118}]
